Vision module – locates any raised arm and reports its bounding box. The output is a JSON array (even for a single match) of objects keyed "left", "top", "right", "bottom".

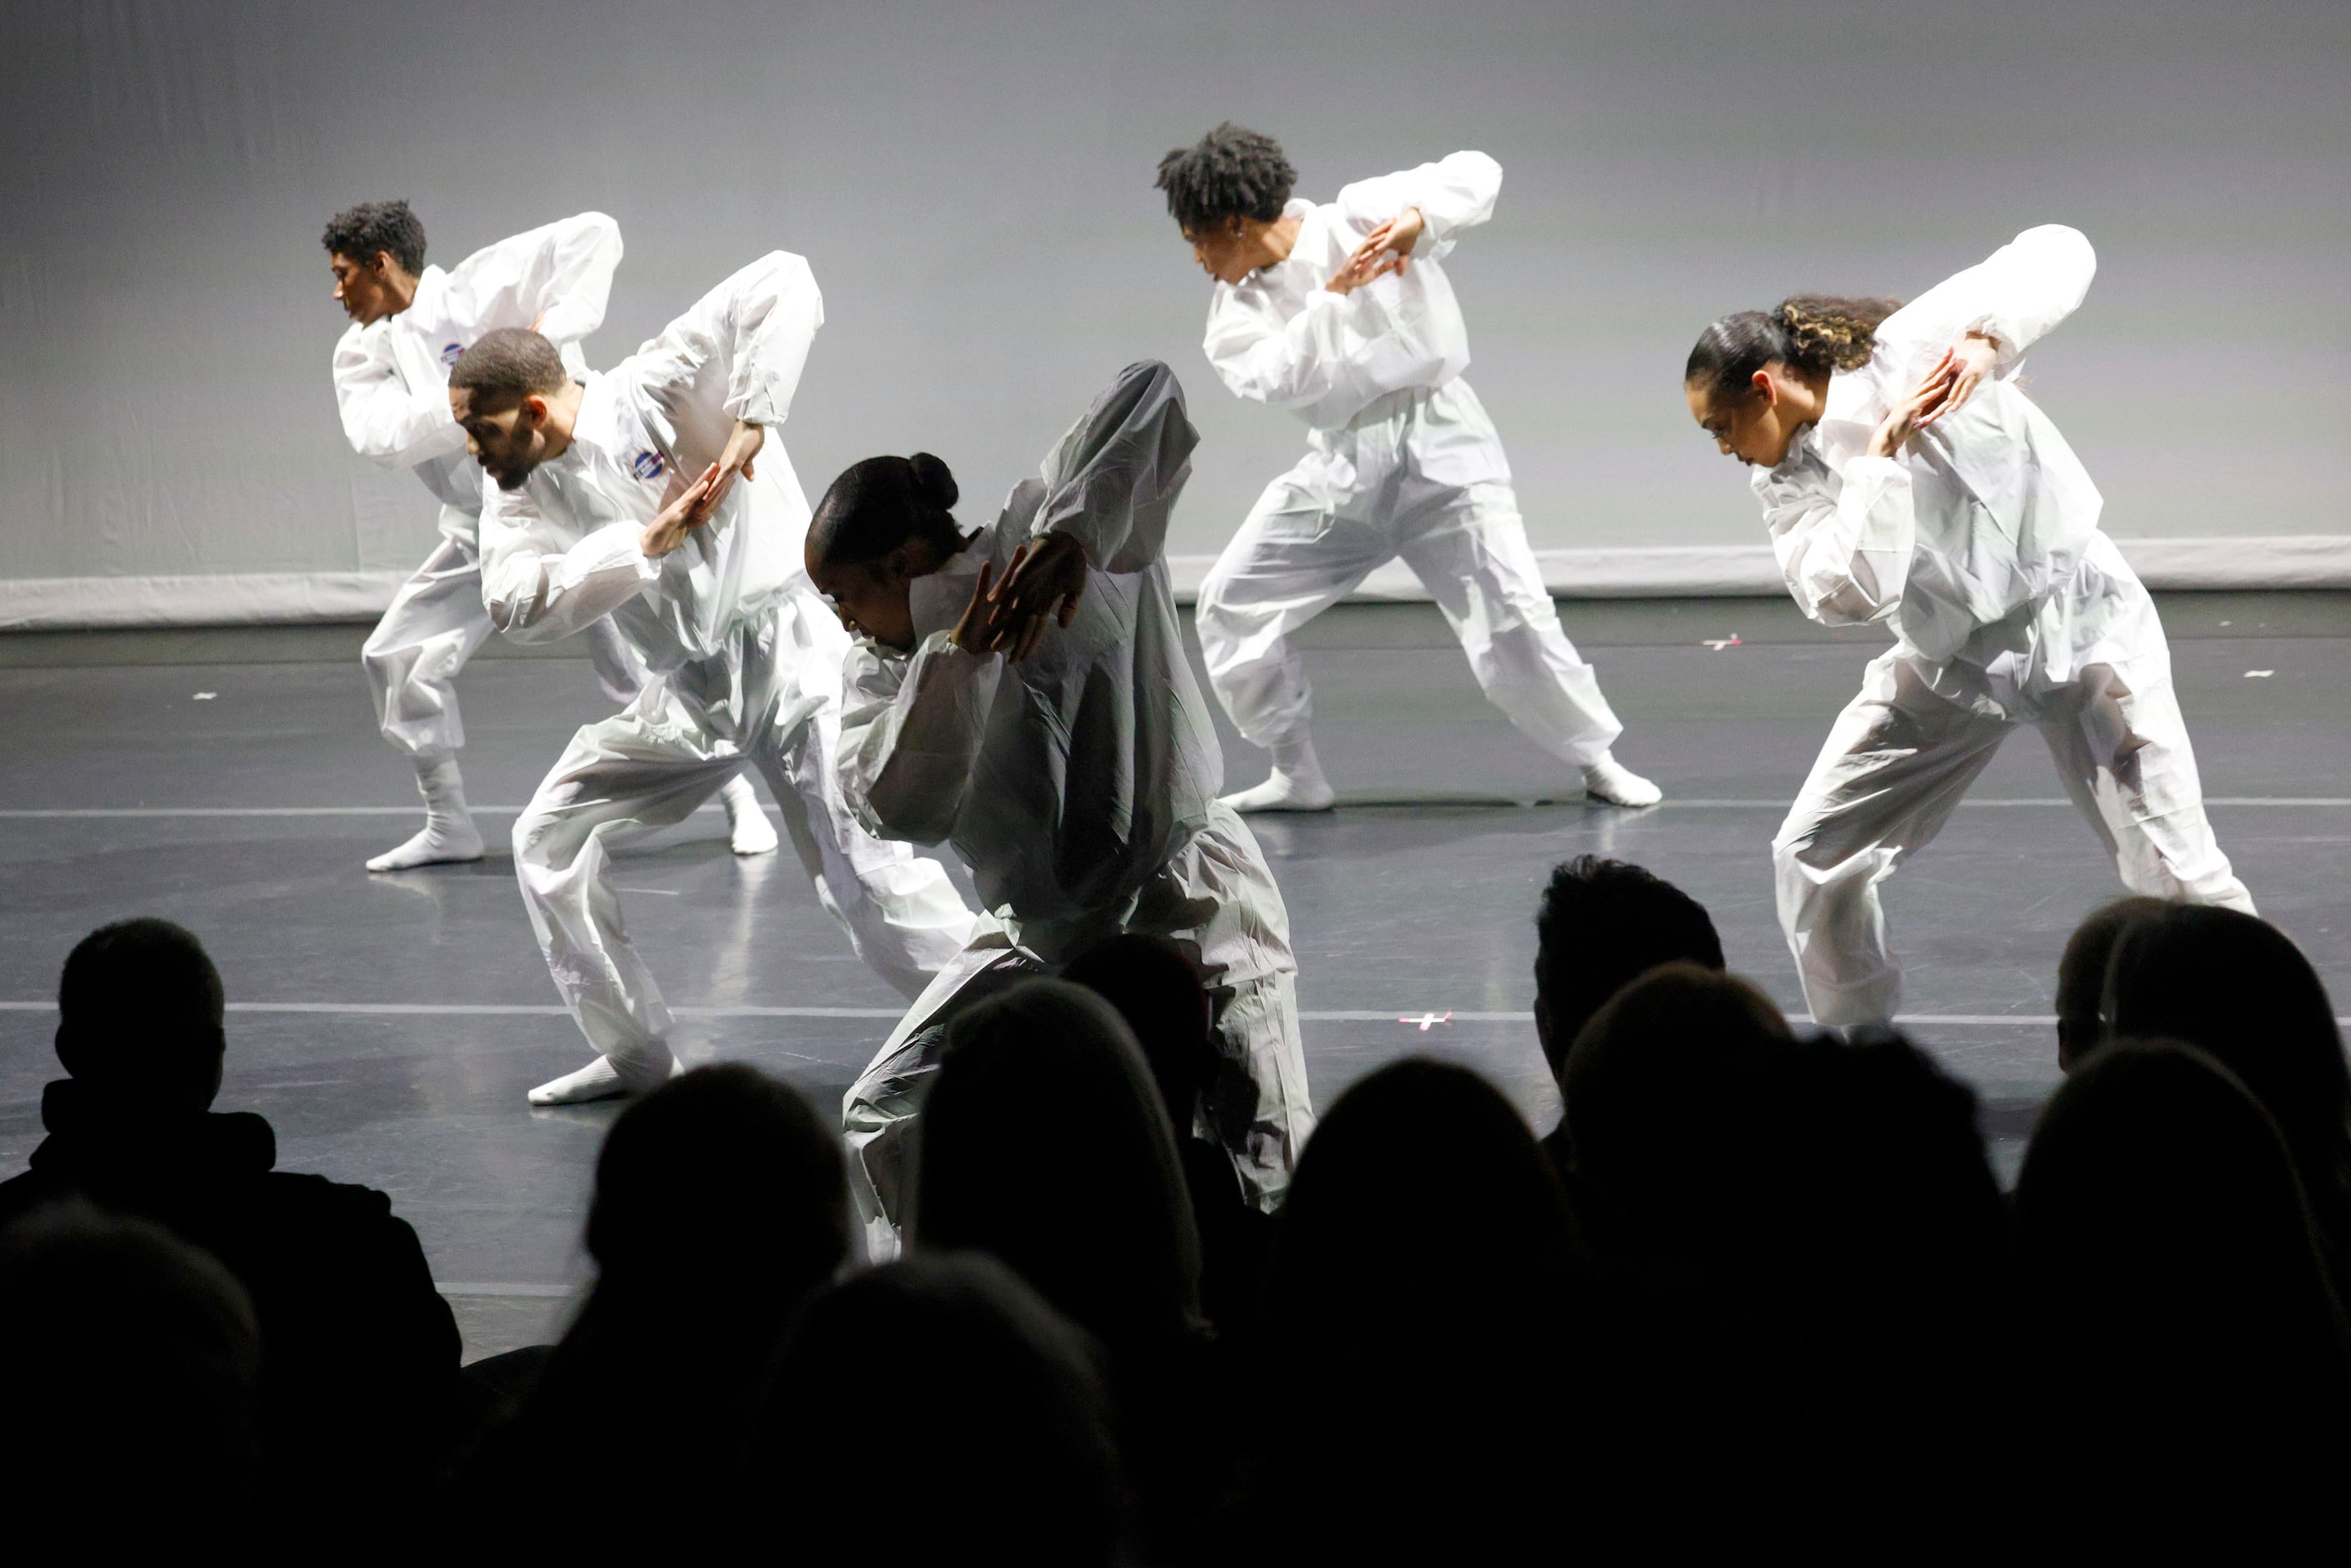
[
  {"left": 443, "top": 210, "right": 624, "bottom": 347},
  {"left": 1756, "top": 454, "right": 1914, "bottom": 630},
  {"left": 836, "top": 634, "right": 1002, "bottom": 846},
  {"left": 1882, "top": 225, "right": 2096, "bottom": 378},
  {"left": 1331, "top": 150, "right": 1501, "bottom": 261},
  {"left": 1023, "top": 361, "right": 1197, "bottom": 574},
  {"left": 627, "top": 250, "right": 823, "bottom": 438}
]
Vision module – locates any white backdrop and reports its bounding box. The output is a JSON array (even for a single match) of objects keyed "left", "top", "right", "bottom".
[{"left": 3, "top": 0, "right": 2347, "bottom": 625}]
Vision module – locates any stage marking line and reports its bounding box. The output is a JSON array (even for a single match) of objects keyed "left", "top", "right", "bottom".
[
  {"left": 1, "top": 797, "right": 2348, "bottom": 817},
  {"left": 436, "top": 1281, "right": 575, "bottom": 1298},
  {"left": 14, "top": 1000, "right": 2331, "bottom": 1027}
]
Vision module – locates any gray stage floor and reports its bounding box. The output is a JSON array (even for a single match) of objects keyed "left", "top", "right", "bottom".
[{"left": 4, "top": 594, "right": 2346, "bottom": 1358}]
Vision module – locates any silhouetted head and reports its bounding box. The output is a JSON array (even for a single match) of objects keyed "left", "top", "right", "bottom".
[
  {"left": 2012, "top": 1039, "right": 2351, "bottom": 1545},
  {"left": 1060, "top": 933, "right": 1217, "bottom": 1139},
  {"left": 0, "top": 1201, "right": 262, "bottom": 1552},
  {"left": 322, "top": 199, "right": 425, "bottom": 324},
  {"left": 804, "top": 453, "right": 967, "bottom": 650},
  {"left": 1155, "top": 123, "right": 1297, "bottom": 285},
  {"left": 912, "top": 979, "right": 1201, "bottom": 1341},
  {"left": 1684, "top": 295, "right": 1902, "bottom": 468},
  {"left": 1561, "top": 963, "right": 1792, "bottom": 1249},
  {"left": 1534, "top": 857, "right": 1724, "bottom": 1080},
  {"left": 2054, "top": 895, "right": 2171, "bottom": 1071},
  {"left": 1268, "top": 1058, "right": 1570, "bottom": 1383},
  {"left": 584, "top": 1065, "right": 850, "bottom": 1316},
  {"left": 54, "top": 918, "right": 227, "bottom": 1119},
  {"left": 2105, "top": 905, "right": 2351, "bottom": 1216},
  {"left": 448, "top": 327, "right": 572, "bottom": 489},
  {"left": 744, "top": 1252, "right": 1130, "bottom": 1566}
]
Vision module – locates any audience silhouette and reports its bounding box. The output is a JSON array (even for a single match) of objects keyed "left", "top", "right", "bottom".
[
  {"left": 13, "top": 869, "right": 2344, "bottom": 1562},
  {"left": 0, "top": 918, "right": 458, "bottom": 1560}
]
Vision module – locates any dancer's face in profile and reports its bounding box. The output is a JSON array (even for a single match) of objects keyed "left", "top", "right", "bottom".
[
  {"left": 1686, "top": 365, "right": 1810, "bottom": 469},
  {"left": 806, "top": 539, "right": 947, "bottom": 651},
  {"left": 330, "top": 250, "right": 408, "bottom": 325},
  {"left": 451, "top": 387, "right": 554, "bottom": 490},
  {"left": 1184, "top": 216, "right": 1284, "bottom": 286}
]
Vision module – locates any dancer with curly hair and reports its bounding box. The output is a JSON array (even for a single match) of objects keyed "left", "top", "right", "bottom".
[
  {"left": 1685, "top": 225, "right": 2252, "bottom": 1028},
  {"left": 1154, "top": 125, "right": 1659, "bottom": 812}
]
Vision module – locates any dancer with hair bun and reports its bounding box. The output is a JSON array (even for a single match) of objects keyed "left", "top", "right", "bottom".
[
  {"left": 1154, "top": 124, "right": 1659, "bottom": 812},
  {"left": 1685, "top": 225, "right": 2252, "bottom": 1029},
  {"left": 449, "top": 253, "right": 974, "bottom": 1105},
  {"left": 805, "top": 360, "right": 1315, "bottom": 1255}
]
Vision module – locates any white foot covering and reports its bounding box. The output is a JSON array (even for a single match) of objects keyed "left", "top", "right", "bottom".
[
  {"left": 720, "top": 775, "right": 779, "bottom": 857},
  {"left": 1581, "top": 753, "right": 1663, "bottom": 808},
  {"left": 367, "top": 757, "right": 486, "bottom": 871},
  {"left": 1220, "top": 734, "right": 1337, "bottom": 813},
  {"left": 527, "top": 1051, "right": 675, "bottom": 1106}
]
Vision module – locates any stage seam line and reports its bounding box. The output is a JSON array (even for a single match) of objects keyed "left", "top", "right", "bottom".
[{"left": 3, "top": 796, "right": 2342, "bottom": 817}]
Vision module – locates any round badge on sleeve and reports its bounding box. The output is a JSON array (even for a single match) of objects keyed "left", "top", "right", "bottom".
[{"left": 631, "top": 449, "right": 666, "bottom": 481}]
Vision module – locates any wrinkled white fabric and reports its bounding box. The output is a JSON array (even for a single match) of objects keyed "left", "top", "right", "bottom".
[
  {"left": 332, "top": 212, "right": 640, "bottom": 756},
  {"left": 835, "top": 362, "right": 1315, "bottom": 1250},
  {"left": 1194, "top": 152, "right": 1623, "bottom": 766},
  {"left": 483, "top": 253, "right": 974, "bottom": 1075},
  {"left": 1760, "top": 226, "right": 2251, "bottom": 1024}
]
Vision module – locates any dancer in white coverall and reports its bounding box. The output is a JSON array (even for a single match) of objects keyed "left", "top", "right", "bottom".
[
  {"left": 805, "top": 361, "right": 1316, "bottom": 1256},
  {"left": 449, "top": 252, "right": 975, "bottom": 1105},
  {"left": 325, "top": 202, "right": 778, "bottom": 871},
  {"left": 1153, "top": 126, "right": 1660, "bottom": 812},
  {"left": 1684, "top": 225, "right": 2252, "bottom": 1028}
]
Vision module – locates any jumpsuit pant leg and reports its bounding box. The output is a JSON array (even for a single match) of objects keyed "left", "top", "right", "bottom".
[
  {"left": 1129, "top": 802, "right": 1317, "bottom": 1211},
  {"left": 1194, "top": 463, "right": 1398, "bottom": 751},
  {"left": 361, "top": 533, "right": 493, "bottom": 760},
  {"left": 1772, "top": 650, "right": 2015, "bottom": 1028},
  {"left": 511, "top": 689, "right": 756, "bottom": 1082},
  {"left": 581, "top": 616, "right": 648, "bottom": 708},
  {"left": 1392, "top": 479, "right": 1625, "bottom": 768},
  {"left": 2036, "top": 666, "right": 2255, "bottom": 913},
  {"left": 842, "top": 925, "right": 1043, "bottom": 1258}
]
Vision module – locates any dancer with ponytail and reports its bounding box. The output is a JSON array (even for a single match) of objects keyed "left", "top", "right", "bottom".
[
  {"left": 805, "top": 361, "right": 1315, "bottom": 1254},
  {"left": 1685, "top": 225, "right": 2251, "bottom": 1028}
]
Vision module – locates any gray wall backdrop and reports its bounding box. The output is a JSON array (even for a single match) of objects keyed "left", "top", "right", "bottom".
[{"left": 3, "top": 0, "right": 2346, "bottom": 601}]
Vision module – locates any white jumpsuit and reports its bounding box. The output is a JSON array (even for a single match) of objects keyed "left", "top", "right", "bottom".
[
  {"left": 1760, "top": 225, "right": 2252, "bottom": 1028},
  {"left": 1195, "top": 151, "right": 1623, "bottom": 768},
  {"left": 836, "top": 362, "right": 1316, "bottom": 1253},
  {"left": 478, "top": 252, "right": 976, "bottom": 1086},
  {"left": 331, "top": 212, "right": 643, "bottom": 754}
]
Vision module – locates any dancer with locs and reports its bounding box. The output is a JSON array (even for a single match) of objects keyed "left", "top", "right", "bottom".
[
  {"left": 1685, "top": 225, "right": 2252, "bottom": 1029},
  {"left": 323, "top": 201, "right": 777, "bottom": 869},
  {"left": 1156, "top": 125, "right": 1660, "bottom": 812},
  {"left": 806, "top": 361, "right": 1316, "bottom": 1256},
  {"left": 449, "top": 252, "right": 976, "bottom": 1105}
]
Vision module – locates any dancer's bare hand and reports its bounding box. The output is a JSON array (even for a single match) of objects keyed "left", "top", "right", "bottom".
[
  {"left": 950, "top": 559, "right": 1002, "bottom": 654},
  {"left": 690, "top": 421, "right": 763, "bottom": 523},
  {"left": 1326, "top": 206, "right": 1423, "bottom": 296},
  {"left": 1912, "top": 333, "right": 2000, "bottom": 429},
  {"left": 1868, "top": 357, "right": 1960, "bottom": 459},
  {"left": 641, "top": 467, "right": 720, "bottom": 557},
  {"left": 989, "top": 532, "right": 1088, "bottom": 634}
]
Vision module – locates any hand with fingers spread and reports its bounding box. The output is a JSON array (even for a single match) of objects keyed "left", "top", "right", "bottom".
[
  {"left": 640, "top": 466, "right": 721, "bottom": 558},
  {"left": 1868, "top": 356, "right": 1963, "bottom": 459},
  {"left": 1326, "top": 205, "right": 1426, "bottom": 296},
  {"left": 984, "top": 531, "right": 1089, "bottom": 657},
  {"left": 1912, "top": 332, "right": 2001, "bottom": 432},
  {"left": 691, "top": 420, "right": 765, "bottom": 523}
]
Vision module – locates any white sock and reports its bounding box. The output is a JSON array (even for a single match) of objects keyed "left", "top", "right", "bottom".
[
  {"left": 1221, "top": 734, "right": 1335, "bottom": 813},
  {"left": 720, "top": 774, "right": 779, "bottom": 856},
  {"left": 1581, "top": 752, "right": 1663, "bottom": 808},
  {"left": 527, "top": 1050, "right": 675, "bottom": 1106},
  {"left": 367, "top": 756, "right": 487, "bottom": 871}
]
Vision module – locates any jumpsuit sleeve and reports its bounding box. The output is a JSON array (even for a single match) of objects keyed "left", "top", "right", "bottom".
[
  {"left": 624, "top": 250, "right": 824, "bottom": 434},
  {"left": 1756, "top": 453, "right": 1914, "bottom": 627},
  {"left": 331, "top": 325, "right": 468, "bottom": 469},
  {"left": 1879, "top": 225, "right": 2097, "bottom": 378},
  {"left": 1329, "top": 149, "right": 1502, "bottom": 261},
  {"left": 1203, "top": 285, "right": 1414, "bottom": 415},
  {"left": 442, "top": 210, "right": 625, "bottom": 348},
  {"left": 477, "top": 483, "right": 658, "bottom": 644},
  {"left": 1025, "top": 360, "right": 1199, "bottom": 574},
  {"left": 837, "top": 631, "right": 1004, "bottom": 845}
]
